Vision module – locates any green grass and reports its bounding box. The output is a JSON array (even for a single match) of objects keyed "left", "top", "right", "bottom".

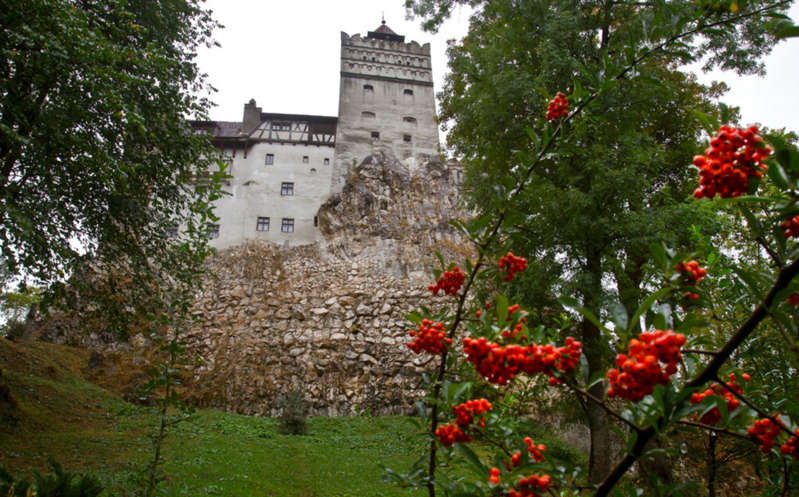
[{"left": 0, "top": 340, "right": 427, "bottom": 497}]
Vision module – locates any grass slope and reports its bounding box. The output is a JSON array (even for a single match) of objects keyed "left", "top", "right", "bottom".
[{"left": 0, "top": 340, "right": 425, "bottom": 496}]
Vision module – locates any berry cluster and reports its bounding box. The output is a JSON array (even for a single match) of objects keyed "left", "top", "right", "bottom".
[
  {"left": 499, "top": 252, "right": 528, "bottom": 282},
  {"left": 435, "top": 423, "right": 470, "bottom": 446},
  {"left": 463, "top": 337, "right": 582, "bottom": 386},
  {"left": 788, "top": 293, "right": 799, "bottom": 307},
  {"left": 436, "top": 398, "right": 493, "bottom": 447},
  {"left": 748, "top": 417, "right": 783, "bottom": 454},
  {"left": 489, "top": 467, "right": 501, "bottom": 485},
  {"left": 690, "top": 373, "right": 750, "bottom": 425},
  {"left": 429, "top": 266, "right": 466, "bottom": 296},
  {"left": 606, "top": 330, "right": 686, "bottom": 402},
  {"left": 780, "top": 430, "right": 799, "bottom": 460},
  {"left": 508, "top": 436, "right": 547, "bottom": 469},
  {"left": 507, "top": 474, "right": 552, "bottom": 497},
  {"left": 454, "top": 398, "right": 493, "bottom": 428},
  {"left": 693, "top": 125, "right": 771, "bottom": 199},
  {"left": 676, "top": 260, "right": 707, "bottom": 283},
  {"left": 546, "top": 92, "right": 568, "bottom": 120},
  {"left": 780, "top": 215, "right": 799, "bottom": 239},
  {"left": 407, "top": 319, "right": 451, "bottom": 355},
  {"left": 501, "top": 304, "right": 528, "bottom": 341}
]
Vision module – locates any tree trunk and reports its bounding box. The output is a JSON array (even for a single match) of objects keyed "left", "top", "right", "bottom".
[
  {"left": 582, "top": 250, "right": 613, "bottom": 484},
  {"left": 583, "top": 316, "right": 613, "bottom": 484}
]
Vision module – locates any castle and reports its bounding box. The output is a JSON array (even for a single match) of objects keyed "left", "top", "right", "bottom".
[
  {"left": 39, "top": 22, "right": 470, "bottom": 416},
  {"left": 194, "top": 21, "right": 443, "bottom": 249}
]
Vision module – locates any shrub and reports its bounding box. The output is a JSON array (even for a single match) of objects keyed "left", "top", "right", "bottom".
[
  {"left": 0, "top": 459, "right": 102, "bottom": 497},
  {"left": 277, "top": 389, "right": 308, "bottom": 435}
]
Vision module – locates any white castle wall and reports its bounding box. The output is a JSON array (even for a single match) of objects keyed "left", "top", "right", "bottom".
[{"left": 212, "top": 141, "right": 334, "bottom": 249}]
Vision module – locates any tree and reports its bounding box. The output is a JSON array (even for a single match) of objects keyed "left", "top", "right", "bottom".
[
  {"left": 0, "top": 0, "right": 224, "bottom": 328},
  {"left": 405, "top": 0, "right": 792, "bottom": 484}
]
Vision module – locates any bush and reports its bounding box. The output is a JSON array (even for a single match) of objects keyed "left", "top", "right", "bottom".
[
  {"left": 2, "top": 320, "right": 28, "bottom": 341},
  {"left": 0, "top": 459, "right": 103, "bottom": 497},
  {"left": 277, "top": 389, "right": 308, "bottom": 435}
]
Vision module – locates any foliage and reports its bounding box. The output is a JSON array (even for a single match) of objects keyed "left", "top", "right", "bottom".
[
  {"left": 1, "top": 459, "right": 103, "bottom": 497},
  {"left": 0, "top": 0, "right": 225, "bottom": 335},
  {"left": 278, "top": 388, "right": 309, "bottom": 435},
  {"left": 1, "top": 287, "right": 41, "bottom": 339},
  {"left": 389, "top": 0, "right": 799, "bottom": 496}
]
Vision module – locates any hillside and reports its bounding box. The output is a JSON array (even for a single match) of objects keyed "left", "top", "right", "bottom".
[{"left": 0, "top": 339, "right": 427, "bottom": 497}]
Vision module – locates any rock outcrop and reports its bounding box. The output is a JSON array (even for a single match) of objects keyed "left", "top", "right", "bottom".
[{"left": 180, "top": 152, "right": 469, "bottom": 415}]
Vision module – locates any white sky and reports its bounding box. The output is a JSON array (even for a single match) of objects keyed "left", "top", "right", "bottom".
[{"left": 196, "top": 1, "right": 799, "bottom": 137}]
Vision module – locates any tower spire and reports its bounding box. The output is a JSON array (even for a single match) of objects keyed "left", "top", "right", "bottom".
[{"left": 381, "top": 12, "right": 385, "bottom": 25}]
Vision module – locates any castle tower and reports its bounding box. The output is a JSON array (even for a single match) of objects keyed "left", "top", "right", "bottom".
[{"left": 332, "top": 21, "right": 439, "bottom": 192}]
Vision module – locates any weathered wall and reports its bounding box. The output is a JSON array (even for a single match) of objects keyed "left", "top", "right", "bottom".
[{"left": 182, "top": 152, "right": 469, "bottom": 415}]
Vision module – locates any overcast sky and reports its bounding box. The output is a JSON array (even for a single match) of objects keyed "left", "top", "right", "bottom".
[{"left": 196, "top": 1, "right": 799, "bottom": 138}]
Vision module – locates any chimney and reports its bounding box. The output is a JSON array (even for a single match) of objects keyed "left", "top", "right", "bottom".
[{"left": 242, "top": 98, "right": 261, "bottom": 135}]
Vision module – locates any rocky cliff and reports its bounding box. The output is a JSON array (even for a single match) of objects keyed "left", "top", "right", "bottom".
[{"left": 181, "top": 152, "right": 469, "bottom": 415}]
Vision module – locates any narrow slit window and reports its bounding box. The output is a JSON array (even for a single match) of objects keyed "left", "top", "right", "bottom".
[
  {"left": 323, "top": 158, "right": 330, "bottom": 165},
  {"left": 302, "top": 156, "right": 309, "bottom": 164},
  {"left": 265, "top": 153, "right": 274, "bottom": 165}
]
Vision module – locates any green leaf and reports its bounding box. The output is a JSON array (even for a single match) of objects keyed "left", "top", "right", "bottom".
[
  {"left": 558, "top": 296, "right": 606, "bottom": 333},
  {"left": 609, "top": 300, "right": 629, "bottom": 332},
  {"left": 455, "top": 443, "right": 488, "bottom": 476},
  {"left": 691, "top": 110, "right": 719, "bottom": 136},
  {"left": 627, "top": 288, "right": 673, "bottom": 336},
  {"left": 495, "top": 294, "right": 509, "bottom": 326},
  {"left": 767, "top": 160, "right": 791, "bottom": 190},
  {"left": 776, "top": 25, "right": 799, "bottom": 39}
]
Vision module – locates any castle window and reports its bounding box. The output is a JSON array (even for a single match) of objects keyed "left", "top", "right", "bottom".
[
  {"left": 403, "top": 134, "right": 412, "bottom": 143},
  {"left": 256, "top": 217, "right": 270, "bottom": 232},
  {"left": 371, "top": 131, "right": 380, "bottom": 140},
  {"left": 314, "top": 216, "right": 318, "bottom": 227},
  {"left": 281, "top": 182, "right": 294, "bottom": 196},
  {"left": 302, "top": 155, "right": 309, "bottom": 164},
  {"left": 310, "top": 168, "right": 317, "bottom": 174},
  {"left": 265, "top": 153, "right": 274, "bottom": 166},
  {"left": 323, "top": 158, "right": 330, "bottom": 165},
  {"left": 361, "top": 111, "right": 376, "bottom": 120},
  {"left": 281, "top": 218, "right": 294, "bottom": 233},
  {"left": 206, "top": 223, "right": 219, "bottom": 239},
  {"left": 363, "top": 84, "right": 373, "bottom": 93},
  {"left": 404, "top": 89, "right": 414, "bottom": 96},
  {"left": 402, "top": 116, "right": 417, "bottom": 126}
]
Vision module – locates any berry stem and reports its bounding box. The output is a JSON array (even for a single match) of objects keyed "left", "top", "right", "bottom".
[{"left": 714, "top": 376, "right": 796, "bottom": 438}]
